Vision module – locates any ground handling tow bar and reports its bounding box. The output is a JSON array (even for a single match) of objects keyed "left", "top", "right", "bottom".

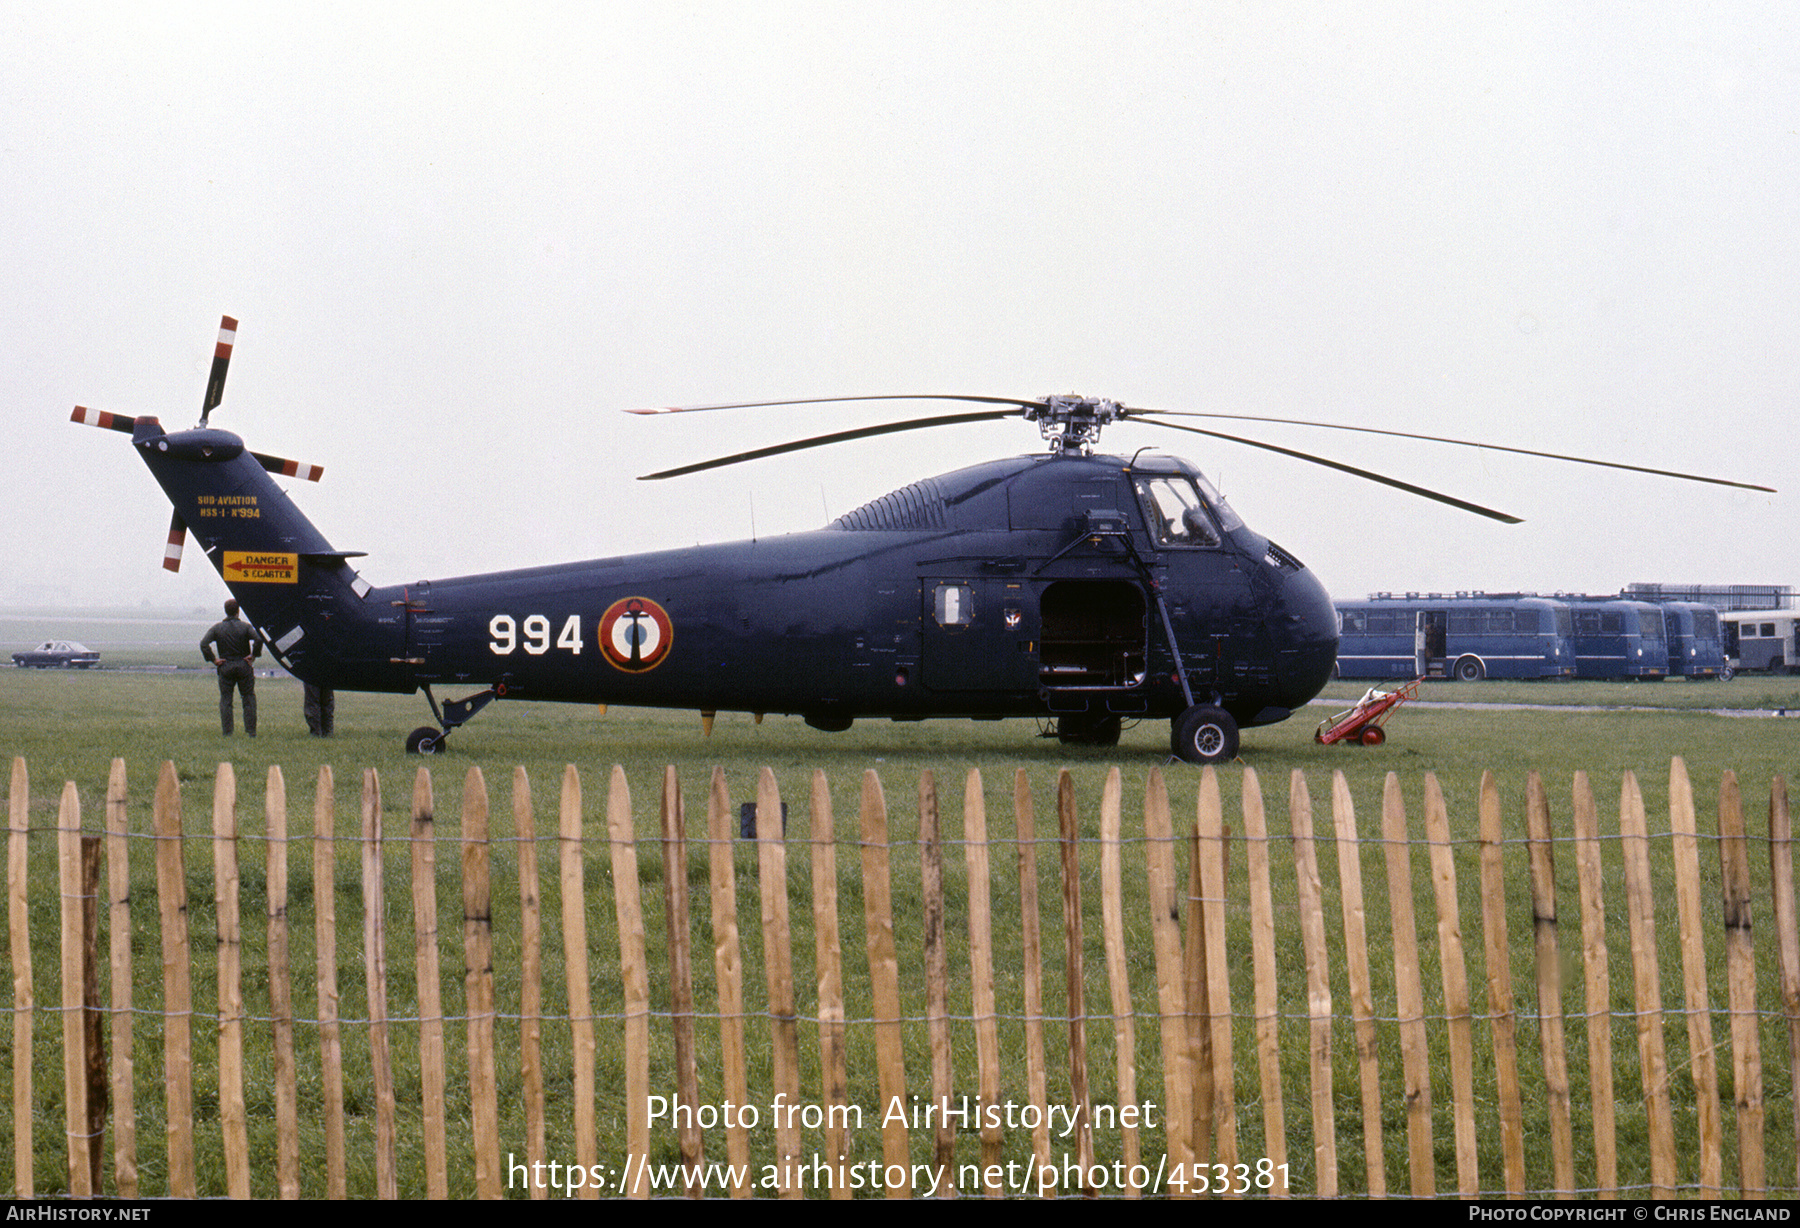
[{"left": 1314, "top": 677, "right": 1423, "bottom": 747}]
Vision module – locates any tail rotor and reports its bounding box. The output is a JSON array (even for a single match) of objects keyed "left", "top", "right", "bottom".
[{"left": 69, "top": 316, "right": 325, "bottom": 573}]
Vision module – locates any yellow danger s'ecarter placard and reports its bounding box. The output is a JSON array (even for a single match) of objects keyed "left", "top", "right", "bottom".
[{"left": 223, "top": 551, "right": 299, "bottom": 583}]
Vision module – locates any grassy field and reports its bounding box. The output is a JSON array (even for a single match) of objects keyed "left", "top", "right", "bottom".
[{"left": 2, "top": 664, "right": 1798, "bottom": 1197}]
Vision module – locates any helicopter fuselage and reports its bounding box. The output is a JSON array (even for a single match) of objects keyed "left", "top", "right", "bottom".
[{"left": 131, "top": 424, "right": 1338, "bottom": 738}]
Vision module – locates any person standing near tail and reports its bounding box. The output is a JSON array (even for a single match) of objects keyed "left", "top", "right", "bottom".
[{"left": 200, "top": 598, "right": 261, "bottom": 736}]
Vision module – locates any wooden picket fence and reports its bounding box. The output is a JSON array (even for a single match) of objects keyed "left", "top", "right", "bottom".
[{"left": 4, "top": 755, "right": 1797, "bottom": 1199}]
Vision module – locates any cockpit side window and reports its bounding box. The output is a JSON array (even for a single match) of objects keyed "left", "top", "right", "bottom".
[{"left": 1134, "top": 476, "right": 1221, "bottom": 548}]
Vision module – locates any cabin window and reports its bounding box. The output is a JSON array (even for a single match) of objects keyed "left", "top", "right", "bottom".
[
  {"left": 933, "top": 583, "right": 975, "bottom": 628},
  {"left": 1133, "top": 477, "right": 1221, "bottom": 548}
]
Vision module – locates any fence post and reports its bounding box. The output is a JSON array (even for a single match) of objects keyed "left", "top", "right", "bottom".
[
  {"left": 152, "top": 761, "right": 194, "bottom": 1197},
  {"left": 1769, "top": 775, "right": 1799, "bottom": 1193},
  {"left": 104, "top": 759, "right": 135, "bottom": 1198},
  {"left": 705, "top": 767, "right": 751, "bottom": 1196},
  {"left": 810, "top": 770, "right": 852, "bottom": 1199},
  {"left": 1143, "top": 768, "right": 1193, "bottom": 1191},
  {"left": 80, "top": 831, "right": 104, "bottom": 1196},
  {"left": 1718, "top": 769, "right": 1764, "bottom": 1195},
  {"left": 1381, "top": 773, "right": 1433, "bottom": 1198},
  {"left": 1013, "top": 770, "right": 1052, "bottom": 1188},
  {"left": 1056, "top": 770, "right": 1096, "bottom": 1189},
  {"left": 57, "top": 783, "right": 90, "bottom": 1196},
  {"left": 961, "top": 769, "right": 1002, "bottom": 1196},
  {"left": 1196, "top": 767, "right": 1237, "bottom": 1190},
  {"left": 1097, "top": 767, "right": 1141, "bottom": 1197},
  {"left": 557, "top": 765, "right": 597, "bottom": 1200},
  {"left": 608, "top": 766, "right": 651, "bottom": 1198},
  {"left": 1289, "top": 771, "right": 1336, "bottom": 1197},
  {"left": 7, "top": 757, "right": 31, "bottom": 1199},
  {"left": 1332, "top": 770, "right": 1383, "bottom": 1197},
  {"left": 659, "top": 767, "right": 705, "bottom": 1195},
  {"left": 1478, "top": 770, "right": 1526, "bottom": 1196},
  {"left": 1669, "top": 757, "right": 1724, "bottom": 1195},
  {"left": 266, "top": 766, "right": 299, "bottom": 1199},
  {"left": 1421, "top": 772, "right": 1478, "bottom": 1197},
  {"left": 1618, "top": 770, "right": 1677, "bottom": 1197},
  {"left": 858, "top": 769, "right": 909, "bottom": 1196},
  {"left": 410, "top": 769, "right": 448, "bottom": 1199},
  {"left": 919, "top": 771, "right": 955, "bottom": 1196},
  {"left": 513, "top": 767, "right": 546, "bottom": 1199},
  {"left": 1239, "top": 767, "right": 1287, "bottom": 1198},
  {"left": 312, "top": 766, "right": 347, "bottom": 1199},
  {"left": 361, "top": 768, "right": 398, "bottom": 1200},
  {"left": 462, "top": 766, "right": 501, "bottom": 1199},
  {"left": 1569, "top": 771, "right": 1617, "bottom": 1196},
  {"left": 1524, "top": 771, "right": 1574, "bottom": 1198}
]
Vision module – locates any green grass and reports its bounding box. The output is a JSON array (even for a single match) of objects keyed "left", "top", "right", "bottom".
[{"left": 2, "top": 667, "right": 1797, "bottom": 1198}]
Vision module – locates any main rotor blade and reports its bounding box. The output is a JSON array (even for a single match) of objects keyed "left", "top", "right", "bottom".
[
  {"left": 626, "top": 394, "right": 1038, "bottom": 415},
  {"left": 638, "top": 409, "right": 1020, "bottom": 479},
  {"left": 200, "top": 315, "right": 238, "bottom": 426},
  {"left": 1128, "top": 408, "right": 1775, "bottom": 493},
  {"left": 1136, "top": 416, "right": 1524, "bottom": 524}
]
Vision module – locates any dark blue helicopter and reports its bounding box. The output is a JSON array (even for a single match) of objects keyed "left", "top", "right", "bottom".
[{"left": 71, "top": 319, "right": 1773, "bottom": 761}]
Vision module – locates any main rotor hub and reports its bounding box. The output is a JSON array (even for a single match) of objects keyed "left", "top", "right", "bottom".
[{"left": 1026, "top": 395, "right": 1122, "bottom": 455}]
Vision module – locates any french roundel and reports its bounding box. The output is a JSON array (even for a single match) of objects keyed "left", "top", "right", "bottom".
[{"left": 599, "top": 597, "right": 674, "bottom": 672}]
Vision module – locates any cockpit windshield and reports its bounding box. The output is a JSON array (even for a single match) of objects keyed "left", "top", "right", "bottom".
[
  {"left": 1134, "top": 475, "right": 1222, "bottom": 548},
  {"left": 1191, "top": 471, "right": 1244, "bottom": 532}
]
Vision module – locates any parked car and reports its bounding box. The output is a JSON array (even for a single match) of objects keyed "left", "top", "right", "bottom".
[{"left": 11, "top": 640, "right": 101, "bottom": 669}]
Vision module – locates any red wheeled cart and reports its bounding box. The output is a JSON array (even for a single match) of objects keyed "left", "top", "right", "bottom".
[{"left": 1314, "top": 677, "right": 1422, "bottom": 746}]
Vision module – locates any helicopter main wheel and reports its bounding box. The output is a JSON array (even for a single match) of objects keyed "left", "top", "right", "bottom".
[
  {"left": 1057, "top": 712, "right": 1123, "bottom": 747},
  {"left": 1359, "top": 725, "right": 1386, "bottom": 746},
  {"left": 405, "top": 726, "right": 447, "bottom": 755},
  {"left": 1170, "top": 705, "right": 1239, "bottom": 764},
  {"left": 1453, "top": 656, "right": 1486, "bottom": 682}
]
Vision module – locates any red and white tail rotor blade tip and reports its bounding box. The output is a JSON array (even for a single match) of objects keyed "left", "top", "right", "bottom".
[
  {"left": 163, "top": 511, "right": 186, "bottom": 573},
  {"left": 69, "top": 406, "right": 138, "bottom": 433},
  {"left": 201, "top": 315, "right": 238, "bottom": 423},
  {"left": 253, "top": 452, "right": 324, "bottom": 482}
]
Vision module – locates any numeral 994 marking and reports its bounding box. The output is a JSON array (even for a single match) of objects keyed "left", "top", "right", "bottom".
[{"left": 489, "top": 614, "right": 585, "bottom": 656}]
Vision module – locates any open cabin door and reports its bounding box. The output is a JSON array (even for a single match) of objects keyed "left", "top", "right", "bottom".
[{"left": 1037, "top": 580, "right": 1148, "bottom": 690}]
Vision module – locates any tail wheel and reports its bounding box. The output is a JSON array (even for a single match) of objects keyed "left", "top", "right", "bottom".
[
  {"left": 1170, "top": 705, "right": 1239, "bottom": 764},
  {"left": 405, "top": 726, "right": 447, "bottom": 754},
  {"left": 1360, "top": 725, "right": 1386, "bottom": 746}
]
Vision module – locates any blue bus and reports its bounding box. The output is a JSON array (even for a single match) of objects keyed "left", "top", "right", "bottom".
[
  {"left": 1567, "top": 598, "right": 1668, "bottom": 679},
  {"left": 1335, "top": 594, "right": 1576, "bottom": 681},
  {"left": 1660, "top": 602, "right": 1726, "bottom": 679}
]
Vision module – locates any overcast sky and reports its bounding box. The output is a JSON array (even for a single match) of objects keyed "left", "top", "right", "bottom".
[{"left": 4, "top": 2, "right": 1793, "bottom": 613}]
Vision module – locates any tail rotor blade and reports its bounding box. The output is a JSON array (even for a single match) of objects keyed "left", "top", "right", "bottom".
[
  {"left": 200, "top": 315, "right": 238, "bottom": 426},
  {"left": 163, "top": 511, "right": 186, "bottom": 573},
  {"left": 70, "top": 406, "right": 139, "bottom": 434},
  {"left": 253, "top": 452, "right": 324, "bottom": 482}
]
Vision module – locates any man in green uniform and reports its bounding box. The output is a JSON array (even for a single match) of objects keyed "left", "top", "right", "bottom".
[{"left": 200, "top": 598, "right": 261, "bottom": 736}]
